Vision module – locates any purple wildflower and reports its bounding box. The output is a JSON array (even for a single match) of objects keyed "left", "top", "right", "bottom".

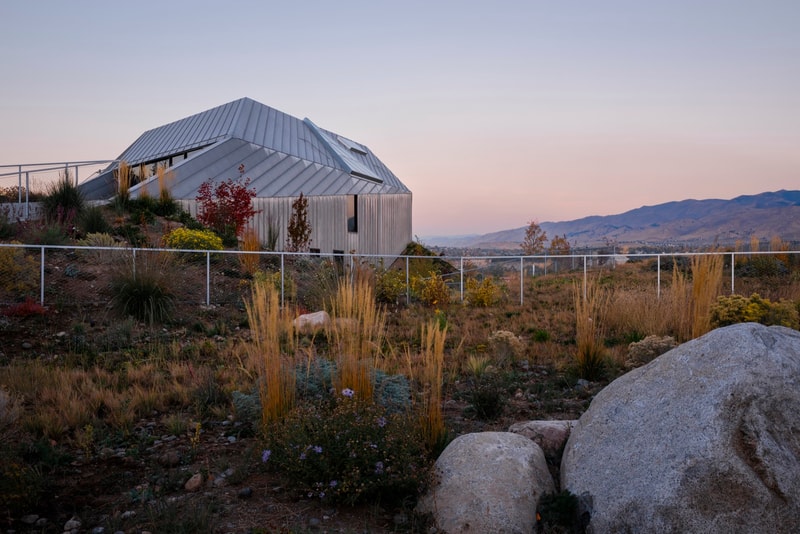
[
  {"left": 312, "top": 445, "right": 323, "bottom": 454},
  {"left": 342, "top": 388, "right": 355, "bottom": 398},
  {"left": 376, "top": 416, "right": 387, "bottom": 428},
  {"left": 374, "top": 461, "right": 385, "bottom": 475},
  {"left": 329, "top": 480, "right": 338, "bottom": 487},
  {"left": 261, "top": 449, "right": 271, "bottom": 463}
]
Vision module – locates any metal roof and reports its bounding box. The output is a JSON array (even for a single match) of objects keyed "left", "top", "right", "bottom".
[{"left": 82, "top": 97, "right": 410, "bottom": 200}]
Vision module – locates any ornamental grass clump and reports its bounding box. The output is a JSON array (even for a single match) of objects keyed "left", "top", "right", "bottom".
[
  {"left": 573, "top": 276, "right": 611, "bottom": 381},
  {"left": 418, "top": 320, "right": 447, "bottom": 453},
  {"left": 110, "top": 252, "right": 176, "bottom": 325},
  {"left": 244, "top": 277, "right": 296, "bottom": 427},
  {"left": 264, "top": 388, "right": 428, "bottom": 505},
  {"left": 327, "top": 275, "right": 385, "bottom": 398}
]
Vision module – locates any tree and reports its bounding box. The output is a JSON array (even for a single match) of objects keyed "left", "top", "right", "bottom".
[
  {"left": 195, "top": 164, "right": 258, "bottom": 244},
  {"left": 521, "top": 220, "right": 547, "bottom": 255},
  {"left": 286, "top": 192, "right": 312, "bottom": 252},
  {"left": 548, "top": 234, "right": 571, "bottom": 255}
]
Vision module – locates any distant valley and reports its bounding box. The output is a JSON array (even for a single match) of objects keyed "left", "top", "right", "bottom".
[{"left": 424, "top": 190, "right": 800, "bottom": 252}]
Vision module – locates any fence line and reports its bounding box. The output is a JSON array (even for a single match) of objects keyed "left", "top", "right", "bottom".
[{"left": 1, "top": 243, "right": 798, "bottom": 308}]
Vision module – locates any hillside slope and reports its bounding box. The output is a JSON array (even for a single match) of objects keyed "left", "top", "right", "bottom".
[{"left": 427, "top": 190, "right": 800, "bottom": 249}]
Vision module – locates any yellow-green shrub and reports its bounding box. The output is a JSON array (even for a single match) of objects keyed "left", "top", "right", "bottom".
[
  {"left": 465, "top": 276, "right": 502, "bottom": 307},
  {"left": 375, "top": 266, "right": 406, "bottom": 304},
  {"left": 412, "top": 271, "right": 450, "bottom": 307},
  {"left": 0, "top": 243, "right": 38, "bottom": 295},
  {"left": 710, "top": 293, "right": 799, "bottom": 329},
  {"left": 164, "top": 227, "right": 224, "bottom": 251}
]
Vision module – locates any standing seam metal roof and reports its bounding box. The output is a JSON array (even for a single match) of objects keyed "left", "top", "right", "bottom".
[{"left": 83, "top": 97, "right": 410, "bottom": 200}]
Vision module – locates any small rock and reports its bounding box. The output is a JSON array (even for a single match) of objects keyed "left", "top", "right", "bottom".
[
  {"left": 35, "top": 518, "right": 48, "bottom": 527},
  {"left": 98, "top": 447, "right": 115, "bottom": 459},
  {"left": 184, "top": 473, "right": 203, "bottom": 492},
  {"left": 22, "top": 342, "right": 33, "bottom": 350},
  {"left": 64, "top": 517, "right": 82, "bottom": 530},
  {"left": 20, "top": 514, "right": 39, "bottom": 525},
  {"left": 120, "top": 511, "right": 136, "bottom": 520},
  {"left": 159, "top": 451, "right": 181, "bottom": 467},
  {"left": 307, "top": 517, "right": 321, "bottom": 529},
  {"left": 237, "top": 487, "right": 253, "bottom": 499},
  {"left": 226, "top": 435, "right": 236, "bottom": 444},
  {"left": 91, "top": 527, "right": 105, "bottom": 534}
]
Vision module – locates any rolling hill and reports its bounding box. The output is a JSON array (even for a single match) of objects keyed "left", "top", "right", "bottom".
[{"left": 425, "top": 190, "right": 800, "bottom": 250}]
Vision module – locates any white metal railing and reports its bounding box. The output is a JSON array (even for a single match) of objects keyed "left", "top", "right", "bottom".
[
  {"left": 0, "top": 161, "right": 115, "bottom": 218},
  {"left": 0, "top": 243, "right": 797, "bottom": 307}
]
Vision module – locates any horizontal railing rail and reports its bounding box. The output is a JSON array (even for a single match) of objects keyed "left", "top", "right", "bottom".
[{"left": 1, "top": 243, "right": 797, "bottom": 309}]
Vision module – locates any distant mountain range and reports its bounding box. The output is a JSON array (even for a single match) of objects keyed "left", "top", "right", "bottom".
[{"left": 424, "top": 190, "right": 800, "bottom": 250}]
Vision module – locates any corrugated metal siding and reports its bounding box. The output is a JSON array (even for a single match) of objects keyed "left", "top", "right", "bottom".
[{"left": 178, "top": 193, "right": 411, "bottom": 256}]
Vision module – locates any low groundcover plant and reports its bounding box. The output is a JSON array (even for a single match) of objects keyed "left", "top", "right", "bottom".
[{"left": 263, "top": 387, "right": 429, "bottom": 505}]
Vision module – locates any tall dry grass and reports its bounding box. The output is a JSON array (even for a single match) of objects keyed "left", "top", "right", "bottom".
[
  {"left": 157, "top": 165, "right": 174, "bottom": 204},
  {"left": 328, "top": 276, "right": 385, "bottom": 399},
  {"left": 417, "top": 321, "right": 447, "bottom": 451},
  {"left": 573, "top": 276, "right": 611, "bottom": 379},
  {"left": 665, "top": 253, "right": 724, "bottom": 341},
  {"left": 689, "top": 253, "right": 724, "bottom": 338},
  {"left": 245, "top": 277, "right": 296, "bottom": 426},
  {"left": 115, "top": 160, "right": 132, "bottom": 203}
]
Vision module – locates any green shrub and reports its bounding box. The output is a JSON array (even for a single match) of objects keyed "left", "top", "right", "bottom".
[
  {"left": 163, "top": 228, "right": 224, "bottom": 258},
  {"left": 110, "top": 254, "right": 176, "bottom": 324},
  {"left": 464, "top": 373, "right": 506, "bottom": 420},
  {"left": 710, "top": 293, "right": 799, "bottom": 329},
  {"left": 537, "top": 490, "right": 581, "bottom": 532},
  {"left": 465, "top": 276, "right": 502, "bottom": 307},
  {"left": 375, "top": 266, "right": 406, "bottom": 304},
  {"left": 79, "top": 205, "right": 111, "bottom": 235},
  {"left": 265, "top": 389, "right": 428, "bottom": 505},
  {"left": 42, "top": 174, "right": 84, "bottom": 222}
]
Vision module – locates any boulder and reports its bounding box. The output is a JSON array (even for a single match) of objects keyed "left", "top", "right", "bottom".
[
  {"left": 508, "top": 420, "right": 576, "bottom": 461},
  {"left": 561, "top": 323, "right": 800, "bottom": 533},
  {"left": 292, "top": 310, "right": 331, "bottom": 332},
  {"left": 418, "top": 431, "right": 554, "bottom": 533}
]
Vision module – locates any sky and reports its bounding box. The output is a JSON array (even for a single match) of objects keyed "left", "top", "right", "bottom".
[{"left": 1, "top": 1, "right": 798, "bottom": 237}]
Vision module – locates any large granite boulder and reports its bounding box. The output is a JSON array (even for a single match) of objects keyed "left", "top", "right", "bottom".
[
  {"left": 561, "top": 323, "right": 800, "bottom": 533},
  {"left": 418, "top": 431, "right": 554, "bottom": 533}
]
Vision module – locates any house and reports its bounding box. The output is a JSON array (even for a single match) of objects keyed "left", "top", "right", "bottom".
[{"left": 80, "top": 97, "right": 412, "bottom": 256}]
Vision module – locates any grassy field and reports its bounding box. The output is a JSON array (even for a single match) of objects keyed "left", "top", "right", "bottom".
[{"left": 2, "top": 199, "right": 800, "bottom": 532}]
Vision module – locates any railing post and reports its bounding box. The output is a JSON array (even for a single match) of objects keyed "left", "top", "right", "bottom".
[
  {"left": 405, "top": 256, "right": 410, "bottom": 305},
  {"left": 583, "top": 255, "right": 587, "bottom": 300},
  {"left": 206, "top": 251, "right": 211, "bottom": 306},
  {"left": 657, "top": 254, "right": 661, "bottom": 300},
  {"left": 40, "top": 246, "right": 45, "bottom": 305},
  {"left": 24, "top": 172, "right": 30, "bottom": 218},
  {"left": 132, "top": 248, "right": 136, "bottom": 278},
  {"left": 460, "top": 257, "right": 464, "bottom": 302},
  {"left": 280, "top": 253, "right": 285, "bottom": 307},
  {"left": 519, "top": 256, "right": 524, "bottom": 305},
  {"left": 731, "top": 252, "right": 735, "bottom": 294}
]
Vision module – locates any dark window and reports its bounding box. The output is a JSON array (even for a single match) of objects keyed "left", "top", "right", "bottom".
[
  {"left": 347, "top": 195, "right": 358, "bottom": 233},
  {"left": 310, "top": 248, "right": 320, "bottom": 256}
]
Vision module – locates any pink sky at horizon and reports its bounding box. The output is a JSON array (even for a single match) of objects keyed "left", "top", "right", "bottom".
[{"left": 1, "top": 1, "right": 798, "bottom": 236}]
